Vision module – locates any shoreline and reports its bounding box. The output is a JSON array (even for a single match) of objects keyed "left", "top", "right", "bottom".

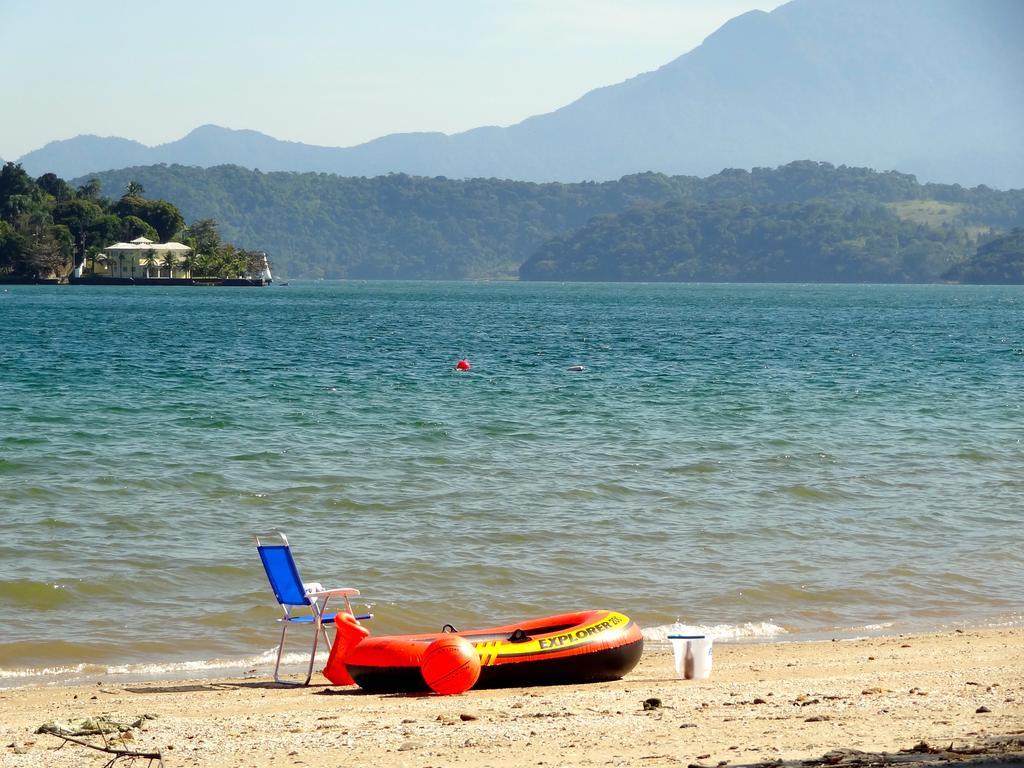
[
  {"left": 5, "top": 615, "right": 1021, "bottom": 691},
  {"left": 3, "top": 615, "right": 1022, "bottom": 690},
  {"left": 3, "top": 627, "right": 1021, "bottom": 767}
]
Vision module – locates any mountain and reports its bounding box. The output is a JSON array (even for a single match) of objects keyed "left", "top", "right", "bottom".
[{"left": 20, "top": 0, "right": 1024, "bottom": 188}]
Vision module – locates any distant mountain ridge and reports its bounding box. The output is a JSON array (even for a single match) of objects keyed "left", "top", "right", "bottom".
[{"left": 17, "top": 0, "right": 1024, "bottom": 188}]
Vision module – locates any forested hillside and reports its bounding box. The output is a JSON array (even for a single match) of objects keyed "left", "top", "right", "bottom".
[
  {"left": 86, "top": 165, "right": 696, "bottom": 278},
  {"left": 943, "top": 229, "right": 1024, "bottom": 284},
  {"left": 82, "top": 161, "right": 1024, "bottom": 281},
  {"left": 519, "top": 200, "right": 965, "bottom": 282}
]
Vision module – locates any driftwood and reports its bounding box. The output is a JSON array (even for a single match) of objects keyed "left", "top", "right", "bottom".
[
  {"left": 741, "top": 736, "right": 1024, "bottom": 768},
  {"left": 37, "top": 715, "right": 163, "bottom": 767},
  {"left": 50, "top": 732, "right": 164, "bottom": 767}
]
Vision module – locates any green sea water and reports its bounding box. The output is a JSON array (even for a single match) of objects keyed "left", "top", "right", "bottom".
[{"left": 1, "top": 281, "right": 1022, "bottom": 682}]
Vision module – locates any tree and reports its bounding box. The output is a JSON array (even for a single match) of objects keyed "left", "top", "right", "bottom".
[
  {"left": 112, "top": 197, "right": 184, "bottom": 242},
  {"left": 88, "top": 214, "right": 124, "bottom": 263},
  {"left": 145, "top": 200, "right": 185, "bottom": 242},
  {"left": 0, "top": 220, "right": 29, "bottom": 275},
  {"left": 120, "top": 215, "right": 158, "bottom": 241},
  {"left": 243, "top": 250, "right": 267, "bottom": 278},
  {"left": 25, "top": 227, "right": 71, "bottom": 279},
  {"left": 76, "top": 178, "right": 103, "bottom": 202},
  {"left": 186, "top": 218, "right": 220, "bottom": 257},
  {"left": 95, "top": 251, "right": 115, "bottom": 276},
  {"left": 178, "top": 249, "right": 193, "bottom": 278},
  {"left": 161, "top": 250, "right": 177, "bottom": 278},
  {"left": 36, "top": 173, "right": 73, "bottom": 202},
  {"left": 53, "top": 198, "right": 103, "bottom": 271},
  {"left": 191, "top": 250, "right": 219, "bottom": 278},
  {"left": 124, "top": 180, "right": 145, "bottom": 198},
  {"left": 9, "top": 218, "right": 72, "bottom": 280},
  {"left": 142, "top": 250, "right": 159, "bottom": 278},
  {"left": 0, "top": 162, "right": 37, "bottom": 217},
  {"left": 943, "top": 228, "right": 1024, "bottom": 284}
]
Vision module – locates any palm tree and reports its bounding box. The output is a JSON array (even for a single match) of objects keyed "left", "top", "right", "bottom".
[
  {"left": 124, "top": 180, "right": 145, "bottom": 198},
  {"left": 95, "top": 252, "right": 114, "bottom": 276},
  {"left": 179, "top": 251, "right": 193, "bottom": 279},
  {"left": 161, "top": 251, "right": 177, "bottom": 279},
  {"left": 142, "top": 251, "right": 159, "bottom": 279}
]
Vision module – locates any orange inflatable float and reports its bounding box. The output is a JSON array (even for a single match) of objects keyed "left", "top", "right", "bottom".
[{"left": 323, "top": 609, "right": 643, "bottom": 693}]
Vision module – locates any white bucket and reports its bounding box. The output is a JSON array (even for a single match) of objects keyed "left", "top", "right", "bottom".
[{"left": 668, "top": 635, "right": 713, "bottom": 679}]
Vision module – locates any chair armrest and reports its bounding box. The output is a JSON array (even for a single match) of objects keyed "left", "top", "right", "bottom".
[{"left": 305, "top": 587, "right": 360, "bottom": 598}]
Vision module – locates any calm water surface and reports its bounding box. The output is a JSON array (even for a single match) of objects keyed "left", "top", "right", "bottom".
[{"left": 1, "top": 281, "right": 1022, "bottom": 682}]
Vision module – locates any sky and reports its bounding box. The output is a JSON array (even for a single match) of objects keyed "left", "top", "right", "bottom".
[{"left": 0, "top": 0, "right": 786, "bottom": 162}]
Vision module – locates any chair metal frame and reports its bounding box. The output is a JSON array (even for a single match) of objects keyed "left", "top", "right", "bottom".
[{"left": 255, "top": 531, "right": 370, "bottom": 685}]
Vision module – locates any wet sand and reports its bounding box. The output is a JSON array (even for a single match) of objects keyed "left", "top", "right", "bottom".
[{"left": 2, "top": 628, "right": 1021, "bottom": 767}]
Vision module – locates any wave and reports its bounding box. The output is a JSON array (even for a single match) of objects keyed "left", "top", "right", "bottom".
[
  {"left": 643, "top": 621, "right": 789, "bottom": 645},
  {"left": 0, "top": 648, "right": 319, "bottom": 687},
  {"left": 0, "top": 580, "right": 74, "bottom": 610}
]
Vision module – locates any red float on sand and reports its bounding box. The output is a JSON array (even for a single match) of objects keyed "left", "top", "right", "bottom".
[{"left": 420, "top": 635, "right": 481, "bottom": 695}]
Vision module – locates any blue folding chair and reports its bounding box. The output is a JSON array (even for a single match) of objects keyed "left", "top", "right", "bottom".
[{"left": 255, "top": 531, "right": 372, "bottom": 685}]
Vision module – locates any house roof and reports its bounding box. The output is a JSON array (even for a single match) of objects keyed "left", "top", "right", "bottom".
[{"left": 104, "top": 240, "right": 191, "bottom": 252}]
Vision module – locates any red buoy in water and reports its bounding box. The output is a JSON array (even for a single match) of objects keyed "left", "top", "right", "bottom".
[
  {"left": 420, "top": 636, "right": 481, "bottom": 695},
  {"left": 455, "top": 359, "right": 472, "bottom": 371}
]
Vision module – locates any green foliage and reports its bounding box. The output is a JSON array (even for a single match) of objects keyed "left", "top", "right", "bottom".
[
  {"left": 75, "top": 178, "right": 104, "bottom": 202},
  {"left": 81, "top": 165, "right": 706, "bottom": 279},
  {"left": 120, "top": 215, "right": 158, "bottom": 241},
  {"left": 0, "top": 220, "right": 31, "bottom": 274},
  {"left": 141, "top": 250, "right": 159, "bottom": 278},
  {"left": 111, "top": 196, "right": 185, "bottom": 242},
  {"left": 52, "top": 197, "right": 102, "bottom": 261},
  {"left": 161, "top": 250, "right": 177, "bottom": 277},
  {"left": 89, "top": 214, "right": 124, "bottom": 260},
  {"left": 0, "top": 162, "right": 242, "bottom": 282},
  {"left": 82, "top": 161, "right": 1023, "bottom": 281},
  {"left": 943, "top": 229, "right": 1024, "bottom": 284},
  {"left": 520, "top": 199, "right": 966, "bottom": 283},
  {"left": 35, "top": 173, "right": 74, "bottom": 203},
  {"left": 185, "top": 218, "right": 221, "bottom": 259},
  {"left": 178, "top": 219, "right": 249, "bottom": 277},
  {"left": 0, "top": 162, "right": 74, "bottom": 279},
  {"left": 1, "top": 162, "right": 49, "bottom": 218},
  {"left": 7, "top": 154, "right": 1021, "bottom": 284},
  {"left": 190, "top": 243, "right": 265, "bottom": 279}
]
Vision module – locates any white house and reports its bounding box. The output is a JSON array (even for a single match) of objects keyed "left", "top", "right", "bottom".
[{"left": 98, "top": 237, "right": 192, "bottom": 279}]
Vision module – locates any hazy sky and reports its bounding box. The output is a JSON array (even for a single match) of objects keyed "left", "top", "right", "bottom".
[{"left": 0, "top": 1, "right": 785, "bottom": 161}]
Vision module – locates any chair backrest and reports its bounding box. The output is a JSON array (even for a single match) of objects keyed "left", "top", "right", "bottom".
[{"left": 255, "top": 532, "right": 310, "bottom": 607}]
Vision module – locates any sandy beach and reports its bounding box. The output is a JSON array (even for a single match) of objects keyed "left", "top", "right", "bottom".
[{"left": 3, "top": 628, "right": 1021, "bottom": 768}]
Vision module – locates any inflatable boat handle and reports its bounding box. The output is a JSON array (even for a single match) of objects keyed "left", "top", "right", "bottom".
[{"left": 323, "top": 612, "right": 372, "bottom": 686}]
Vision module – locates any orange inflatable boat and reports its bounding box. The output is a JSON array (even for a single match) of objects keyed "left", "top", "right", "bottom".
[{"left": 323, "top": 609, "right": 643, "bottom": 692}]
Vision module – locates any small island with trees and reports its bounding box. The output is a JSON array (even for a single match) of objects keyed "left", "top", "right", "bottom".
[{"left": 0, "top": 162, "right": 271, "bottom": 285}]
